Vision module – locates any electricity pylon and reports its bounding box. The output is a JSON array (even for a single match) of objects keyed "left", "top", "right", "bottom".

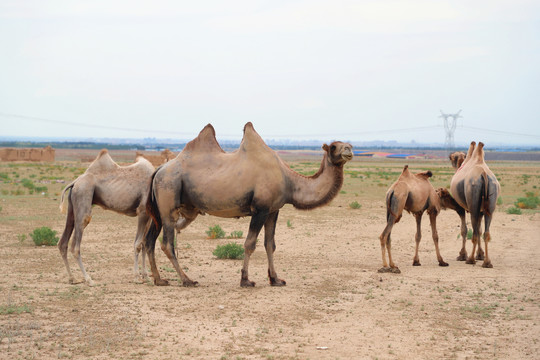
[{"left": 439, "top": 110, "right": 461, "bottom": 149}]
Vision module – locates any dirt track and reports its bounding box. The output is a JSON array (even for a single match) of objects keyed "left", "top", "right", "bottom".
[{"left": 1, "top": 154, "right": 539, "bottom": 359}]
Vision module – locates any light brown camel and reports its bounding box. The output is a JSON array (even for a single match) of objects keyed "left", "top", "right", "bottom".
[
  {"left": 145, "top": 122, "right": 353, "bottom": 287},
  {"left": 449, "top": 151, "right": 466, "bottom": 170},
  {"left": 438, "top": 150, "right": 484, "bottom": 261},
  {"left": 450, "top": 141, "right": 500, "bottom": 267},
  {"left": 378, "top": 165, "right": 448, "bottom": 273},
  {"left": 58, "top": 150, "right": 157, "bottom": 285}
]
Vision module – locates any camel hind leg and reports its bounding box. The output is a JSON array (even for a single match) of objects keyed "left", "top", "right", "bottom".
[
  {"left": 160, "top": 217, "right": 197, "bottom": 287},
  {"left": 481, "top": 213, "right": 494, "bottom": 268},
  {"left": 263, "top": 211, "right": 286, "bottom": 286},
  {"left": 241, "top": 209, "right": 269, "bottom": 287},
  {"left": 58, "top": 191, "right": 75, "bottom": 284},
  {"left": 378, "top": 216, "right": 400, "bottom": 273},
  {"left": 133, "top": 214, "right": 151, "bottom": 282},
  {"left": 428, "top": 211, "right": 448, "bottom": 266},
  {"left": 412, "top": 213, "right": 423, "bottom": 266},
  {"left": 69, "top": 190, "right": 94, "bottom": 286}
]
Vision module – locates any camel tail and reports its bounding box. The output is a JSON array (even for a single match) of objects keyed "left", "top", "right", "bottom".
[
  {"left": 59, "top": 181, "right": 76, "bottom": 214},
  {"left": 481, "top": 171, "right": 491, "bottom": 217},
  {"left": 146, "top": 170, "right": 162, "bottom": 228},
  {"left": 386, "top": 190, "right": 399, "bottom": 221}
]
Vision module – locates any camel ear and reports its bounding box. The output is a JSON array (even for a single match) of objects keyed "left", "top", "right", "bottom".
[{"left": 322, "top": 144, "right": 329, "bottom": 152}]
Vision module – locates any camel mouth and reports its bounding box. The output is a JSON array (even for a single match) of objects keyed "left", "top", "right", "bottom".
[{"left": 342, "top": 153, "right": 353, "bottom": 161}]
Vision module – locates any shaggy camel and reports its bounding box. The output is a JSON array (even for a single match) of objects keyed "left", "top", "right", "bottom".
[
  {"left": 58, "top": 150, "right": 156, "bottom": 286},
  {"left": 145, "top": 122, "right": 353, "bottom": 287},
  {"left": 450, "top": 141, "right": 500, "bottom": 267},
  {"left": 379, "top": 165, "right": 448, "bottom": 273}
]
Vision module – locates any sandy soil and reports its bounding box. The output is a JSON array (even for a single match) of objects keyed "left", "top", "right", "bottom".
[{"left": 0, "top": 154, "right": 539, "bottom": 359}]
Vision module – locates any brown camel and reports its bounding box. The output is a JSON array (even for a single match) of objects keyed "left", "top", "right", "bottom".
[
  {"left": 145, "top": 122, "right": 353, "bottom": 287},
  {"left": 58, "top": 150, "right": 156, "bottom": 286},
  {"left": 378, "top": 165, "right": 448, "bottom": 273},
  {"left": 449, "top": 151, "right": 466, "bottom": 170},
  {"left": 438, "top": 150, "right": 484, "bottom": 261},
  {"left": 450, "top": 141, "right": 500, "bottom": 267}
]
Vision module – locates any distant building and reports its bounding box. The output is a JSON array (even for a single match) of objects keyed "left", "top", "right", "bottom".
[{"left": 0, "top": 146, "right": 55, "bottom": 162}]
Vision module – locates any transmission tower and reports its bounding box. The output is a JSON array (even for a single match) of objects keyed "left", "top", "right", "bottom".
[{"left": 439, "top": 110, "right": 462, "bottom": 149}]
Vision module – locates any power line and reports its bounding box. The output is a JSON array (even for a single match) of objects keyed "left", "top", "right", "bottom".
[{"left": 459, "top": 125, "right": 540, "bottom": 139}]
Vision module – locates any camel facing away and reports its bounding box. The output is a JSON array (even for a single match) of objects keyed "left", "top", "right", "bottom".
[
  {"left": 450, "top": 141, "right": 500, "bottom": 267},
  {"left": 379, "top": 165, "right": 448, "bottom": 273},
  {"left": 145, "top": 122, "right": 353, "bottom": 287},
  {"left": 58, "top": 150, "right": 156, "bottom": 286}
]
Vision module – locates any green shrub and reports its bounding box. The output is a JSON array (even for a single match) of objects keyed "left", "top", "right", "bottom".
[
  {"left": 515, "top": 193, "right": 539, "bottom": 209},
  {"left": 349, "top": 201, "right": 362, "bottom": 209},
  {"left": 206, "top": 225, "right": 225, "bottom": 239},
  {"left": 227, "top": 230, "right": 244, "bottom": 239},
  {"left": 30, "top": 227, "right": 59, "bottom": 246},
  {"left": 212, "top": 243, "right": 244, "bottom": 259},
  {"left": 20, "top": 178, "right": 35, "bottom": 190},
  {"left": 496, "top": 197, "right": 503, "bottom": 206},
  {"left": 506, "top": 207, "right": 522, "bottom": 215}
]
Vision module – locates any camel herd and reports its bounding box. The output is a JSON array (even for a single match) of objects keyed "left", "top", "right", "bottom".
[{"left": 57, "top": 123, "right": 500, "bottom": 287}]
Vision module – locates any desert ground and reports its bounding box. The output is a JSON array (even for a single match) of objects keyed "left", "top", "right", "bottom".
[{"left": 0, "top": 148, "right": 539, "bottom": 359}]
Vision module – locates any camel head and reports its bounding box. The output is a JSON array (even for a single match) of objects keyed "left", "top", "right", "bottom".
[
  {"left": 435, "top": 187, "right": 453, "bottom": 210},
  {"left": 449, "top": 152, "right": 466, "bottom": 170},
  {"left": 322, "top": 141, "right": 353, "bottom": 166}
]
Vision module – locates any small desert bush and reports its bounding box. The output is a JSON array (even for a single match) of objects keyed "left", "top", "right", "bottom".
[
  {"left": 213, "top": 243, "right": 244, "bottom": 259},
  {"left": 349, "top": 201, "right": 362, "bottom": 209},
  {"left": 514, "top": 192, "right": 539, "bottom": 209},
  {"left": 206, "top": 225, "right": 226, "bottom": 239},
  {"left": 30, "top": 227, "right": 59, "bottom": 246},
  {"left": 227, "top": 230, "right": 244, "bottom": 239},
  {"left": 506, "top": 207, "right": 522, "bottom": 215}
]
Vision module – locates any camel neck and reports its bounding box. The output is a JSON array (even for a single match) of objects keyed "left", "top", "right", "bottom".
[{"left": 286, "top": 155, "right": 344, "bottom": 210}]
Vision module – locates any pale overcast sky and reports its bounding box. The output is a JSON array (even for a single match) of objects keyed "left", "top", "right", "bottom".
[{"left": 1, "top": 1, "right": 539, "bottom": 146}]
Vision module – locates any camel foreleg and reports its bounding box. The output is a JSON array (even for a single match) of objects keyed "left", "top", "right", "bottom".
[
  {"left": 456, "top": 212, "right": 468, "bottom": 261},
  {"left": 263, "top": 211, "right": 286, "bottom": 286},
  {"left": 133, "top": 215, "right": 151, "bottom": 282}
]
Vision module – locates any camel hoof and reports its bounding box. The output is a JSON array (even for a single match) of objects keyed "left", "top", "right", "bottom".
[
  {"left": 154, "top": 278, "right": 170, "bottom": 286},
  {"left": 482, "top": 261, "right": 493, "bottom": 268},
  {"left": 269, "top": 278, "right": 287, "bottom": 286},
  {"left": 240, "top": 279, "right": 256, "bottom": 287},
  {"left": 182, "top": 280, "right": 199, "bottom": 287},
  {"left": 412, "top": 260, "right": 421, "bottom": 266},
  {"left": 439, "top": 261, "right": 449, "bottom": 267},
  {"left": 465, "top": 258, "right": 476, "bottom": 265},
  {"left": 476, "top": 252, "right": 485, "bottom": 261},
  {"left": 86, "top": 279, "right": 95, "bottom": 287},
  {"left": 456, "top": 254, "right": 467, "bottom": 261}
]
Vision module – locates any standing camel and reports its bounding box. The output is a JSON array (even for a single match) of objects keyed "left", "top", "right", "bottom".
[
  {"left": 59, "top": 150, "right": 157, "bottom": 285},
  {"left": 145, "top": 122, "right": 353, "bottom": 287},
  {"left": 450, "top": 141, "right": 500, "bottom": 267},
  {"left": 379, "top": 165, "right": 448, "bottom": 273}
]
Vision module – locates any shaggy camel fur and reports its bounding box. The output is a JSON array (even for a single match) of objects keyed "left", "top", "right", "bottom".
[
  {"left": 450, "top": 141, "right": 500, "bottom": 267},
  {"left": 145, "top": 122, "right": 353, "bottom": 287},
  {"left": 58, "top": 150, "right": 155, "bottom": 286},
  {"left": 379, "top": 165, "right": 448, "bottom": 273}
]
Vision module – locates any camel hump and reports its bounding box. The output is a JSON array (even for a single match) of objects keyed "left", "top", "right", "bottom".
[
  {"left": 240, "top": 122, "right": 268, "bottom": 152},
  {"left": 87, "top": 149, "right": 118, "bottom": 173},
  {"left": 472, "top": 142, "right": 485, "bottom": 162},
  {"left": 398, "top": 165, "right": 411, "bottom": 178},
  {"left": 183, "top": 123, "right": 224, "bottom": 153}
]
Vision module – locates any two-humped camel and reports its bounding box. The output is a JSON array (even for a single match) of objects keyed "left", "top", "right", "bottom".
[
  {"left": 59, "top": 150, "right": 157, "bottom": 285},
  {"left": 450, "top": 141, "right": 500, "bottom": 267},
  {"left": 145, "top": 122, "right": 353, "bottom": 287},
  {"left": 437, "top": 150, "right": 484, "bottom": 261},
  {"left": 379, "top": 165, "right": 448, "bottom": 273}
]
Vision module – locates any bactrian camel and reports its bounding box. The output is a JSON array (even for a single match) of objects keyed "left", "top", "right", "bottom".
[
  {"left": 379, "top": 165, "right": 448, "bottom": 273},
  {"left": 450, "top": 141, "right": 500, "bottom": 268},
  {"left": 438, "top": 150, "right": 484, "bottom": 261},
  {"left": 145, "top": 122, "right": 353, "bottom": 287},
  {"left": 59, "top": 150, "right": 160, "bottom": 285}
]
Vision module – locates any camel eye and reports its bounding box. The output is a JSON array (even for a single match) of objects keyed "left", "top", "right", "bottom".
[{"left": 330, "top": 145, "right": 336, "bottom": 152}]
